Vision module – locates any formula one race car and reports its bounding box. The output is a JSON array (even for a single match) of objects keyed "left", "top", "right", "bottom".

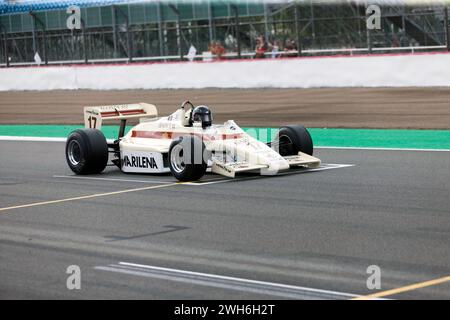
[{"left": 65, "top": 101, "right": 321, "bottom": 181}]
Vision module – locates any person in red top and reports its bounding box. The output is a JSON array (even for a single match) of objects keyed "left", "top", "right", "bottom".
[
  {"left": 255, "top": 36, "right": 269, "bottom": 59},
  {"left": 214, "top": 41, "right": 226, "bottom": 59},
  {"left": 209, "top": 41, "right": 226, "bottom": 60}
]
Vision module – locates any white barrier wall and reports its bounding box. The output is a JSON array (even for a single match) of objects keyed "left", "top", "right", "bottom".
[{"left": 1, "top": 53, "right": 450, "bottom": 91}]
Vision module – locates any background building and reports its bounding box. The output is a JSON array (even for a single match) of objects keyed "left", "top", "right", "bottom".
[{"left": 0, "top": 0, "right": 449, "bottom": 66}]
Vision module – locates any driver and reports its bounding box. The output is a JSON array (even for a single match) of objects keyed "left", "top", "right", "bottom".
[{"left": 191, "top": 106, "right": 213, "bottom": 129}]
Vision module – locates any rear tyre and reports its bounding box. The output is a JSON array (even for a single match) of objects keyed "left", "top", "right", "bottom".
[
  {"left": 276, "top": 125, "right": 314, "bottom": 156},
  {"left": 169, "top": 135, "right": 207, "bottom": 181},
  {"left": 65, "top": 129, "right": 108, "bottom": 175}
]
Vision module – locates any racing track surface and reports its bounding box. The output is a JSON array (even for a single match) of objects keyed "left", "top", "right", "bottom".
[{"left": 0, "top": 140, "right": 449, "bottom": 299}]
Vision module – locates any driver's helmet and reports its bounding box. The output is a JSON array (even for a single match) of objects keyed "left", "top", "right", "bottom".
[{"left": 191, "top": 105, "right": 213, "bottom": 128}]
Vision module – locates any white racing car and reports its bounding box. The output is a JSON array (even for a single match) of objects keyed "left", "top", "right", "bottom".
[{"left": 65, "top": 101, "right": 321, "bottom": 181}]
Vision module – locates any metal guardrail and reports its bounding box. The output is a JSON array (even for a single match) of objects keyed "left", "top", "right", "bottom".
[{"left": 0, "top": 45, "right": 447, "bottom": 67}]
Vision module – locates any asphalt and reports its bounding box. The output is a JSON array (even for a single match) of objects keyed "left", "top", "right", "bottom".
[{"left": 0, "top": 140, "right": 449, "bottom": 300}]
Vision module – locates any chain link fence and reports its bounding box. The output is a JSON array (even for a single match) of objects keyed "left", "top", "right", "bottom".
[{"left": 0, "top": 1, "right": 449, "bottom": 66}]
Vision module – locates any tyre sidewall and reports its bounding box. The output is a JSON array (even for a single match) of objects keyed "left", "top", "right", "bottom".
[
  {"left": 65, "top": 129, "right": 108, "bottom": 174},
  {"left": 277, "top": 125, "right": 313, "bottom": 156},
  {"left": 169, "top": 135, "right": 207, "bottom": 181}
]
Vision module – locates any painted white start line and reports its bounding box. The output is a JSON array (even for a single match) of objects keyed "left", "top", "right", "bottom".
[
  {"left": 53, "top": 164, "right": 354, "bottom": 186},
  {"left": 94, "top": 262, "right": 360, "bottom": 300}
]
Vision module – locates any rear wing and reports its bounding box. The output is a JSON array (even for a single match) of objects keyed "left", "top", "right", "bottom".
[{"left": 84, "top": 103, "right": 158, "bottom": 130}]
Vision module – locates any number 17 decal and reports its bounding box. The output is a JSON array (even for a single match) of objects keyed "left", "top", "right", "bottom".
[{"left": 88, "top": 116, "right": 97, "bottom": 129}]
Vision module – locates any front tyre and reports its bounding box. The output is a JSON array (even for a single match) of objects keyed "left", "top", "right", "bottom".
[
  {"left": 169, "top": 135, "right": 207, "bottom": 181},
  {"left": 65, "top": 129, "right": 108, "bottom": 175},
  {"left": 276, "top": 125, "right": 314, "bottom": 156}
]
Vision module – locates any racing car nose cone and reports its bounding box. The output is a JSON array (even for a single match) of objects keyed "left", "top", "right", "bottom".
[{"left": 261, "top": 159, "right": 290, "bottom": 175}]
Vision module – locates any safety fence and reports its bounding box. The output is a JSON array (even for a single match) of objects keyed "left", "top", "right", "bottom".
[{"left": 0, "top": 1, "right": 449, "bottom": 67}]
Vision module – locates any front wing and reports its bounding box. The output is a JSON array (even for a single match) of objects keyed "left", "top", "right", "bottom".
[{"left": 211, "top": 152, "right": 321, "bottom": 178}]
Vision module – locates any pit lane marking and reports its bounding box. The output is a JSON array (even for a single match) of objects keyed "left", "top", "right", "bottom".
[
  {"left": 353, "top": 275, "right": 450, "bottom": 300},
  {"left": 95, "top": 261, "right": 361, "bottom": 300},
  {"left": 0, "top": 182, "right": 184, "bottom": 213}
]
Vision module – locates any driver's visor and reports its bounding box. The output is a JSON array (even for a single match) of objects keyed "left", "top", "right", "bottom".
[{"left": 201, "top": 114, "right": 213, "bottom": 124}]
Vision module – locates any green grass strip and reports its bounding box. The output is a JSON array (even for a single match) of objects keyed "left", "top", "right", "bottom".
[{"left": 1, "top": 125, "right": 450, "bottom": 150}]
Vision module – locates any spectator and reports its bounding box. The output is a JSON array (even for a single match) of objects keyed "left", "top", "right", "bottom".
[
  {"left": 392, "top": 33, "right": 400, "bottom": 47},
  {"left": 255, "top": 36, "right": 269, "bottom": 58},
  {"left": 209, "top": 41, "right": 226, "bottom": 60},
  {"left": 208, "top": 41, "right": 216, "bottom": 54},
  {"left": 214, "top": 41, "right": 226, "bottom": 59},
  {"left": 399, "top": 31, "right": 408, "bottom": 47},
  {"left": 224, "top": 34, "right": 237, "bottom": 51},
  {"left": 284, "top": 39, "right": 298, "bottom": 57},
  {"left": 271, "top": 40, "right": 280, "bottom": 58}
]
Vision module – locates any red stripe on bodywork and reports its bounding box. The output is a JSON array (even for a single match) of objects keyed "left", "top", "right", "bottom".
[
  {"left": 131, "top": 130, "right": 243, "bottom": 141},
  {"left": 101, "top": 109, "right": 146, "bottom": 117}
]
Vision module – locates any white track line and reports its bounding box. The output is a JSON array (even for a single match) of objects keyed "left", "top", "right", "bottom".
[
  {"left": 316, "top": 146, "right": 450, "bottom": 152},
  {"left": 0, "top": 136, "right": 67, "bottom": 142},
  {"left": 53, "top": 164, "right": 353, "bottom": 186},
  {"left": 94, "top": 262, "right": 360, "bottom": 300},
  {"left": 1, "top": 136, "right": 449, "bottom": 152},
  {"left": 184, "top": 164, "right": 354, "bottom": 186},
  {"left": 0, "top": 182, "right": 183, "bottom": 213},
  {"left": 0, "top": 136, "right": 116, "bottom": 143},
  {"left": 53, "top": 175, "right": 171, "bottom": 184}
]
